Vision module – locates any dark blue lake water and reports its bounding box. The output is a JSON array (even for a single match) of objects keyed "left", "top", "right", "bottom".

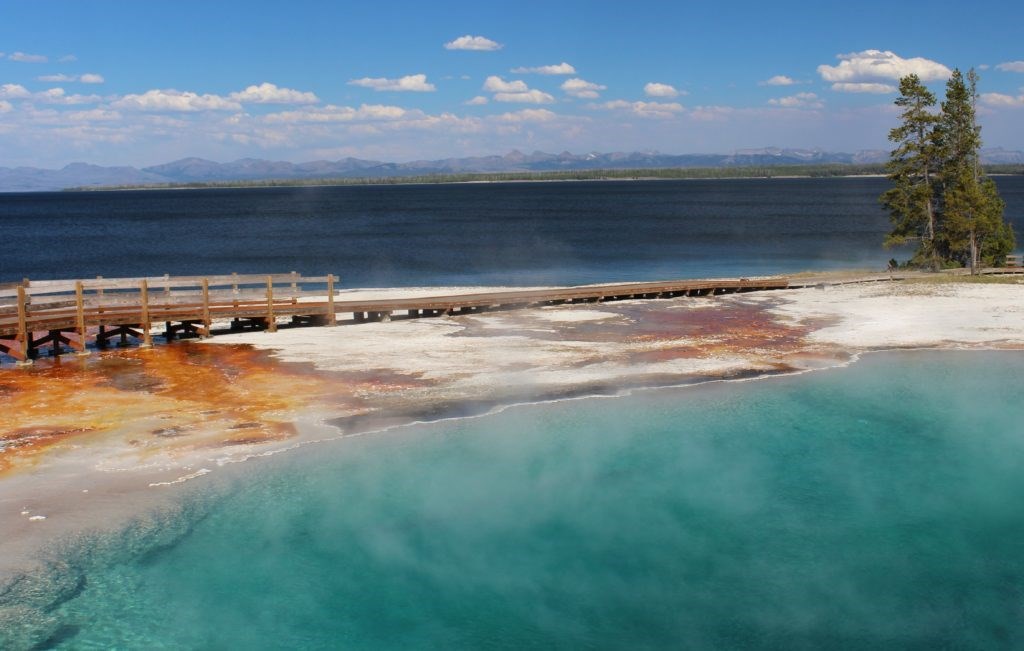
[{"left": 4, "top": 177, "right": 1021, "bottom": 285}]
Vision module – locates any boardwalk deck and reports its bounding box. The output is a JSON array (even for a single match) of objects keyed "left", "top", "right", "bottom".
[
  {"left": 4, "top": 268, "right": 1021, "bottom": 364},
  {"left": 0, "top": 274, "right": 787, "bottom": 363}
]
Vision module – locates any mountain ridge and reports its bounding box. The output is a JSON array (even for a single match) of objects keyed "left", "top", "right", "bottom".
[{"left": 2, "top": 147, "right": 1022, "bottom": 192}]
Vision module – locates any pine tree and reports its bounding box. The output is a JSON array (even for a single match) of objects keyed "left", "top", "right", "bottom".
[
  {"left": 937, "top": 69, "right": 1015, "bottom": 273},
  {"left": 880, "top": 74, "right": 942, "bottom": 269}
]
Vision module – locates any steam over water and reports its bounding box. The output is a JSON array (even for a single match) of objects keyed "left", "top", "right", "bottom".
[
  {"left": 3, "top": 176, "right": 1023, "bottom": 285},
  {"left": 10, "top": 351, "right": 1024, "bottom": 649}
]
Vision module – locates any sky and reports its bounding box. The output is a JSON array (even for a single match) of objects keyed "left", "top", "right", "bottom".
[{"left": 1, "top": 0, "right": 1023, "bottom": 168}]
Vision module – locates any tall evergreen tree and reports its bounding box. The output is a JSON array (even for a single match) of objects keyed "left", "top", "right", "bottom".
[
  {"left": 936, "top": 69, "right": 1014, "bottom": 273},
  {"left": 882, "top": 69, "right": 1015, "bottom": 271},
  {"left": 881, "top": 74, "right": 942, "bottom": 269}
]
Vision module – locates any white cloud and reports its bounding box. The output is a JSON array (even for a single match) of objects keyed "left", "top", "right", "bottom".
[
  {"left": 496, "top": 108, "right": 557, "bottom": 122},
  {"left": 511, "top": 62, "right": 576, "bottom": 75},
  {"left": 348, "top": 74, "right": 436, "bottom": 92},
  {"left": 37, "top": 73, "right": 105, "bottom": 84},
  {"left": 465, "top": 95, "right": 489, "bottom": 105},
  {"left": 817, "top": 49, "right": 951, "bottom": 83},
  {"left": 65, "top": 108, "right": 123, "bottom": 122},
  {"left": 112, "top": 89, "right": 241, "bottom": 112},
  {"left": 688, "top": 105, "right": 736, "bottom": 121},
  {"left": 58, "top": 55, "right": 77, "bottom": 63},
  {"left": 760, "top": 75, "right": 797, "bottom": 86},
  {"left": 0, "top": 100, "right": 11, "bottom": 113},
  {"left": 0, "top": 83, "right": 31, "bottom": 99},
  {"left": 980, "top": 92, "right": 1024, "bottom": 107},
  {"left": 561, "top": 78, "right": 606, "bottom": 99},
  {"left": 9, "top": 51, "right": 48, "bottom": 63},
  {"left": 444, "top": 35, "right": 502, "bottom": 51},
  {"left": 830, "top": 82, "right": 897, "bottom": 94},
  {"left": 483, "top": 76, "right": 528, "bottom": 93},
  {"left": 768, "top": 92, "right": 823, "bottom": 109},
  {"left": 643, "top": 82, "right": 680, "bottom": 98},
  {"left": 595, "top": 99, "right": 683, "bottom": 119},
  {"left": 230, "top": 82, "right": 319, "bottom": 104},
  {"left": 996, "top": 61, "right": 1024, "bottom": 73},
  {"left": 494, "top": 90, "right": 555, "bottom": 104},
  {"left": 34, "top": 88, "right": 102, "bottom": 105},
  {"left": 263, "top": 103, "right": 410, "bottom": 123}
]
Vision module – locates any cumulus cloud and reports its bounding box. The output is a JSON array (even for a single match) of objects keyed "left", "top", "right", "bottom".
[
  {"left": 0, "top": 83, "right": 31, "bottom": 99},
  {"left": 830, "top": 82, "right": 897, "bottom": 94},
  {"left": 996, "top": 61, "right": 1024, "bottom": 73},
  {"left": 37, "top": 73, "right": 105, "bottom": 84},
  {"left": 0, "top": 100, "right": 11, "bottom": 113},
  {"left": 444, "top": 35, "right": 502, "bottom": 51},
  {"left": 65, "top": 108, "right": 122, "bottom": 122},
  {"left": 511, "top": 62, "right": 576, "bottom": 75},
  {"left": 494, "top": 89, "right": 555, "bottom": 104},
  {"left": 980, "top": 92, "right": 1024, "bottom": 107},
  {"left": 230, "top": 82, "right": 319, "bottom": 103},
  {"left": 760, "top": 75, "right": 796, "bottom": 86},
  {"left": 688, "top": 105, "right": 736, "bottom": 121},
  {"left": 9, "top": 51, "right": 48, "bottom": 63},
  {"left": 112, "top": 89, "right": 241, "bottom": 111},
  {"left": 768, "top": 92, "right": 823, "bottom": 109},
  {"left": 643, "top": 82, "right": 681, "bottom": 98},
  {"left": 818, "top": 49, "right": 951, "bottom": 84},
  {"left": 561, "top": 78, "right": 606, "bottom": 99},
  {"left": 496, "top": 108, "right": 557, "bottom": 122},
  {"left": 595, "top": 99, "right": 683, "bottom": 118},
  {"left": 348, "top": 74, "right": 436, "bottom": 92},
  {"left": 465, "top": 95, "right": 489, "bottom": 105},
  {"left": 263, "top": 103, "right": 410, "bottom": 124},
  {"left": 483, "top": 76, "right": 528, "bottom": 93},
  {"left": 33, "top": 88, "right": 102, "bottom": 105}
]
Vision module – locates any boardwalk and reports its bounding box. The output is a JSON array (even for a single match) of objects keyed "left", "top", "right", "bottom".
[
  {"left": 5, "top": 267, "right": 1023, "bottom": 364},
  {"left": 0, "top": 274, "right": 788, "bottom": 364}
]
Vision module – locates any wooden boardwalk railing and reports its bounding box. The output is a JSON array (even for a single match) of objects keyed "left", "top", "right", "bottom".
[
  {"left": 0, "top": 272, "right": 337, "bottom": 363},
  {"left": 0, "top": 273, "right": 790, "bottom": 365}
]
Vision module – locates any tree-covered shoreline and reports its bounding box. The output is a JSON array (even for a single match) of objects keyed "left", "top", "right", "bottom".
[{"left": 62, "top": 162, "right": 1023, "bottom": 193}]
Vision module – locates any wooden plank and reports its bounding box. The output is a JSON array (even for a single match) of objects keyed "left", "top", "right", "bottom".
[
  {"left": 326, "top": 274, "right": 337, "bottom": 326},
  {"left": 265, "top": 275, "right": 277, "bottom": 333},
  {"left": 74, "top": 281, "right": 88, "bottom": 354},
  {"left": 140, "top": 279, "right": 152, "bottom": 347},
  {"left": 17, "top": 285, "right": 30, "bottom": 361},
  {"left": 201, "top": 278, "right": 211, "bottom": 337}
]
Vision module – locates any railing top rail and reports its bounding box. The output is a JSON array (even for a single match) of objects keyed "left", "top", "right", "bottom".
[{"left": 18, "top": 272, "right": 335, "bottom": 295}]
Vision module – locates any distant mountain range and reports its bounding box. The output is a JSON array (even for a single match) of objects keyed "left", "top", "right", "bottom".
[{"left": 2, "top": 147, "right": 1023, "bottom": 192}]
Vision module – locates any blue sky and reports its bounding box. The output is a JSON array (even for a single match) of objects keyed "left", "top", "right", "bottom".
[{"left": 2, "top": 0, "right": 1023, "bottom": 167}]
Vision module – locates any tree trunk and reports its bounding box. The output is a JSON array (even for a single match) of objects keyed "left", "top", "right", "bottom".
[{"left": 970, "top": 230, "right": 978, "bottom": 275}]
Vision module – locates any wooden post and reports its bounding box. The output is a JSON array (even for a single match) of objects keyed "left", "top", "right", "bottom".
[
  {"left": 265, "top": 275, "right": 277, "bottom": 332},
  {"left": 290, "top": 271, "right": 299, "bottom": 305},
  {"left": 201, "top": 277, "right": 211, "bottom": 337},
  {"left": 231, "top": 272, "right": 239, "bottom": 308},
  {"left": 326, "top": 274, "right": 337, "bottom": 326},
  {"left": 74, "top": 280, "right": 89, "bottom": 356},
  {"left": 16, "top": 284, "right": 32, "bottom": 365},
  {"left": 140, "top": 279, "right": 153, "bottom": 347}
]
